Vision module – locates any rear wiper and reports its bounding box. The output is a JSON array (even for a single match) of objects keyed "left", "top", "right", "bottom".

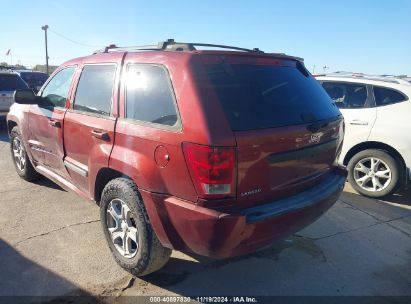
[{"left": 306, "top": 116, "right": 341, "bottom": 133}]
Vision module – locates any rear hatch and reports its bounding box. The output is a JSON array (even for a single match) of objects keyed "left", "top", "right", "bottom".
[
  {"left": 0, "top": 73, "right": 29, "bottom": 111},
  {"left": 195, "top": 54, "right": 343, "bottom": 208}
]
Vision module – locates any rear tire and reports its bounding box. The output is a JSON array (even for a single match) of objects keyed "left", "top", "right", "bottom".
[
  {"left": 100, "top": 178, "right": 171, "bottom": 276},
  {"left": 9, "top": 126, "right": 40, "bottom": 182},
  {"left": 347, "top": 149, "right": 401, "bottom": 198}
]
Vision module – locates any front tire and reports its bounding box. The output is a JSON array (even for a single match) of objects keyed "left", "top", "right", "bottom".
[
  {"left": 100, "top": 178, "right": 171, "bottom": 276},
  {"left": 9, "top": 126, "right": 40, "bottom": 182},
  {"left": 347, "top": 149, "right": 401, "bottom": 198}
]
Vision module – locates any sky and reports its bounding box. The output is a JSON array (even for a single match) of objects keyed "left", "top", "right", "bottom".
[{"left": 1, "top": 0, "right": 410, "bottom": 75}]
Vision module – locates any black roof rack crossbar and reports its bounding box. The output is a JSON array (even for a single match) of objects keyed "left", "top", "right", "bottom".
[
  {"left": 184, "top": 42, "right": 263, "bottom": 53},
  {"left": 93, "top": 39, "right": 264, "bottom": 54}
]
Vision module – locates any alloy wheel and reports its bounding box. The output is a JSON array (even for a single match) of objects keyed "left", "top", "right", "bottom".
[
  {"left": 353, "top": 157, "right": 392, "bottom": 192},
  {"left": 106, "top": 199, "right": 139, "bottom": 258},
  {"left": 12, "top": 137, "right": 26, "bottom": 171}
]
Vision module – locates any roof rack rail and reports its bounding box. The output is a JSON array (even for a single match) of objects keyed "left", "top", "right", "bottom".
[{"left": 93, "top": 39, "right": 265, "bottom": 54}]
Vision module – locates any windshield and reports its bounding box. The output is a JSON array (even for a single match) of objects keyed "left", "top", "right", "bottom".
[
  {"left": 20, "top": 72, "right": 49, "bottom": 87},
  {"left": 0, "top": 74, "right": 28, "bottom": 91},
  {"left": 196, "top": 63, "right": 340, "bottom": 131}
]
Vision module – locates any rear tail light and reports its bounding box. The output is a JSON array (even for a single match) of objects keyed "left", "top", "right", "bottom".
[
  {"left": 182, "top": 143, "right": 236, "bottom": 198},
  {"left": 334, "top": 119, "right": 345, "bottom": 165}
]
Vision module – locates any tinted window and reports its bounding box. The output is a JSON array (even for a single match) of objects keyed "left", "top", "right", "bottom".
[
  {"left": 125, "top": 64, "right": 178, "bottom": 127},
  {"left": 73, "top": 65, "right": 116, "bottom": 116},
  {"left": 41, "top": 67, "right": 75, "bottom": 107},
  {"left": 374, "top": 87, "right": 406, "bottom": 106},
  {"left": 322, "top": 82, "right": 368, "bottom": 109},
  {"left": 196, "top": 64, "right": 340, "bottom": 131},
  {"left": 0, "top": 74, "right": 28, "bottom": 91}
]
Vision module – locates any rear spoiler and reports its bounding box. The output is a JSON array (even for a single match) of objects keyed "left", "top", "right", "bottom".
[{"left": 267, "top": 53, "right": 304, "bottom": 62}]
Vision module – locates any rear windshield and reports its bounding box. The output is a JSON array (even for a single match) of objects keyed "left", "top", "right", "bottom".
[
  {"left": 20, "top": 72, "right": 49, "bottom": 87},
  {"left": 0, "top": 74, "right": 28, "bottom": 91},
  {"left": 196, "top": 63, "right": 340, "bottom": 131}
]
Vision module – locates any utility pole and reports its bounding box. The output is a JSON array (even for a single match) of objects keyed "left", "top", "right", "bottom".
[{"left": 41, "top": 25, "right": 49, "bottom": 75}]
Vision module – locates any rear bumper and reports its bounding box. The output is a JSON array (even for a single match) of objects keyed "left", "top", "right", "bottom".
[{"left": 142, "top": 166, "right": 347, "bottom": 259}]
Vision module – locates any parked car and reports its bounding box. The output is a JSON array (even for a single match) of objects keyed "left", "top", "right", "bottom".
[
  {"left": 13, "top": 70, "right": 49, "bottom": 93},
  {"left": 0, "top": 71, "right": 29, "bottom": 117},
  {"left": 316, "top": 73, "right": 411, "bottom": 198},
  {"left": 7, "top": 40, "right": 346, "bottom": 275}
]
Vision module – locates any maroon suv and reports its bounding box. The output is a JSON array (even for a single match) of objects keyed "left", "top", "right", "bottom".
[{"left": 7, "top": 40, "right": 346, "bottom": 276}]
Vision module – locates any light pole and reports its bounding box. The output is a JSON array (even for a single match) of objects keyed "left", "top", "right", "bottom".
[{"left": 41, "top": 25, "right": 49, "bottom": 75}]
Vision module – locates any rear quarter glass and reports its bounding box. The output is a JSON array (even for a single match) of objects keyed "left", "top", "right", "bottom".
[{"left": 194, "top": 56, "right": 340, "bottom": 131}]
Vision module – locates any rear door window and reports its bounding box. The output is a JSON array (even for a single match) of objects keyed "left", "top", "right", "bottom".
[
  {"left": 73, "top": 64, "right": 116, "bottom": 116},
  {"left": 373, "top": 86, "right": 407, "bottom": 106},
  {"left": 322, "top": 82, "right": 369, "bottom": 109},
  {"left": 125, "top": 64, "right": 179, "bottom": 127},
  {"left": 196, "top": 63, "right": 340, "bottom": 131}
]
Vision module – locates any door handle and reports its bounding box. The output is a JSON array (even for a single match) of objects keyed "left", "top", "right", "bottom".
[
  {"left": 48, "top": 119, "right": 61, "bottom": 128},
  {"left": 349, "top": 119, "right": 368, "bottom": 126},
  {"left": 91, "top": 129, "right": 110, "bottom": 141}
]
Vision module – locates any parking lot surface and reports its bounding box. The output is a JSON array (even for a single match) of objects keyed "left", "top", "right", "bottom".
[{"left": 0, "top": 118, "right": 410, "bottom": 299}]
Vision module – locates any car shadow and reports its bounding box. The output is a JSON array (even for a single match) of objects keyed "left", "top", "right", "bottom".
[
  {"left": 344, "top": 183, "right": 411, "bottom": 208},
  {"left": 35, "top": 177, "right": 66, "bottom": 192},
  {"left": 0, "top": 239, "right": 98, "bottom": 301},
  {"left": 141, "top": 237, "right": 318, "bottom": 295},
  {"left": 382, "top": 188, "right": 411, "bottom": 206}
]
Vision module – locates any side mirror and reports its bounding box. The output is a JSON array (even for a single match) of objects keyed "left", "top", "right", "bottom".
[{"left": 14, "top": 89, "right": 38, "bottom": 105}]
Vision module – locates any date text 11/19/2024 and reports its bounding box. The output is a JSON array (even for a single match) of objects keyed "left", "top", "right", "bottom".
[{"left": 149, "top": 296, "right": 258, "bottom": 303}]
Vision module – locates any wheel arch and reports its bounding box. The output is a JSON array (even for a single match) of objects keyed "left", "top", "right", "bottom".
[
  {"left": 94, "top": 167, "right": 133, "bottom": 204},
  {"left": 7, "top": 120, "right": 18, "bottom": 135},
  {"left": 95, "top": 168, "right": 174, "bottom": 250},
  {"left": 343, "top": 141, "right": 406, "bottom": 179}
]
